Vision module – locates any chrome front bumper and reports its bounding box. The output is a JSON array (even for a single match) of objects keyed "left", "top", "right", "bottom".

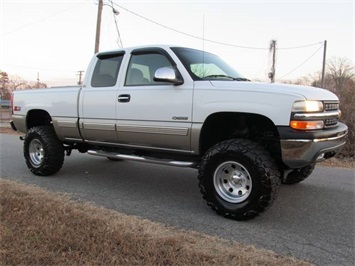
[{"left": 279, "top": 123, "right": 348, "bottom": 168}]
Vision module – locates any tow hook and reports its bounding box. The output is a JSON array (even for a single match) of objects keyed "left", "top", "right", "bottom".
[{"left": 19, "top": 136, "right": 25, "bottom": 141}]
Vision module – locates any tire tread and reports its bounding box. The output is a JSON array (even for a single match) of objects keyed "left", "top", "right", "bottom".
[
  {"left": 24, "top": 126, "right": 64, "bottom": 176},
  {"left": 198, "top": 139, "right": 281, "bottom": 220}
]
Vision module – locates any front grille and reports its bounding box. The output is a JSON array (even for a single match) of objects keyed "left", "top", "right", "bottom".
[
  {"left": 325, "top": 117, "right": 339, "bottom": 127},
  {"left": 323, "top": 101, "right": 340, "bottom": 128},
  {"left": 324, "top": 102, "right": 339, "bottom": 111}
]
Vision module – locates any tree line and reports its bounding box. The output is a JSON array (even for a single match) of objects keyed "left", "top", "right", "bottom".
[
  {"left": 0, "top": 71, "right": 47, "bottom": 100},
  {"left": 287, "top": 57, "right": 354, "bottom": 158}
]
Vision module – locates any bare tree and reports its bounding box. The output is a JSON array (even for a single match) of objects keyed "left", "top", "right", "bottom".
[
  {"left": 327, "top": 57, "right": 354, "bottom": 92},
  {"left": 28, "top": 81, "right": 48, "bottom": 89},
  {"left": 301, "top": 57, "right": 354, "bottom": 158},
  {"left": 0, "top": 71, "right": 48, "bottom": 99},
  {"left": 0, "top": 71, "right": 9, "bottom": 98},
  {"left": 7, "top": 75, "right": 29, "bottom": 92}
]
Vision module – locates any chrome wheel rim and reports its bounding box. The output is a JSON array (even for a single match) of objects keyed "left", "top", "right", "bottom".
[
  {"left": 213, "top": 161, "right": 252, "bottom": 203},
  {"left": 29, "top": 139, "right": 44, "bottom": 167}
]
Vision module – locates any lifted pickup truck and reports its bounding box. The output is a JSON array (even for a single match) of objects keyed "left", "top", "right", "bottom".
[{"left": 11, "top": 45, "right": 348, "bottom": 220}]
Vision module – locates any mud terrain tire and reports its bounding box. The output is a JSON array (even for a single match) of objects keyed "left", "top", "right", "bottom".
[
  {"left": 198, "top": 139, "right": 281, "bottom": 220},
  {"left": 24, "top": 126, "right": 64, "bottom": 176}
]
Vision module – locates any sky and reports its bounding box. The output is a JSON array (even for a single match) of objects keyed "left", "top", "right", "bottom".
[{"left": 1, "top": 0, "right": 354, "bottom": 87}]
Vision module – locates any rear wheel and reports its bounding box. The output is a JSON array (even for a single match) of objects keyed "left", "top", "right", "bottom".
[
  {"left": 24, "top": 126, "right": 64, "bottom": 176},
  {"left": 198, "top": 139, "right": 281, "bottom": 220}
]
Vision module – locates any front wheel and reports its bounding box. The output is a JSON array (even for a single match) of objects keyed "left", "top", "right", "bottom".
[
  {"left": 24, "top": 126, "right": 64, "bottom": 176},
  {"left": 198, "top": 139, "right": 281, "bottom": 220}
]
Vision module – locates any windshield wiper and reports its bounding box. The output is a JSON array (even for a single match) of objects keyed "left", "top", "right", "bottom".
[
  {"left": 233, "top": 77, "right": 251, "bottom": 81},
  {"left": 203, "top": 74, "right": 234, "bottom": 80},
  {"left": 203, "top": 75, "right": 250, "bottom": 81}
]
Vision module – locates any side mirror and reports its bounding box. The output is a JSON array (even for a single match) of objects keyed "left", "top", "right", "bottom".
[{"left": 154, "top": 67, "right": 183, "bottom": 85}]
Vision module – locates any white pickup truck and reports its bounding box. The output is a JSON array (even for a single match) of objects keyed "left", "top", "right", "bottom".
[{"left": 11, "top": 45, "right": 348, "bottom": 220}]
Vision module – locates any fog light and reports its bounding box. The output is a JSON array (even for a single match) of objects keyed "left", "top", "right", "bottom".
[{"left": 316, "top": 153, "right": 325, "bottom": 161}]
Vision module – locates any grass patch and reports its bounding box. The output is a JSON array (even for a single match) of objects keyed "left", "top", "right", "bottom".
[
  {"left": 318, "top": 157, "right": 354, "bottom": 168},
  {"left": 0, "top": 127, "right": 22, "bottom": 135},
  {"left": 0, "top": 179, "right": 311, "bottom": 265}
]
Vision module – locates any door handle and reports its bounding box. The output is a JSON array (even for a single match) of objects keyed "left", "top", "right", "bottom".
[{"left": 118, "top": 94, "right": 130, "bottom": 103}]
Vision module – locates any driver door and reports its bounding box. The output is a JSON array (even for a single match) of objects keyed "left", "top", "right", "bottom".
[{"left": 116, "top": 49, "right": 193, "bottom": 152}]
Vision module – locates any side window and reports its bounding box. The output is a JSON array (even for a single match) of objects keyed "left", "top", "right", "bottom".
[
  {"left": 125, "top": 53, "right": 174, "bottom": 86},
  {"left": 91, "top": 54, "right": 123, "bottom": 87}
]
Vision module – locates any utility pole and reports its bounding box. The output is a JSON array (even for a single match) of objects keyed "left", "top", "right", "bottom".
[
  {"left": 321, "top": 40, "right": 327, "bottom": 88},
  {"left": 268, "top": 40, "right": 277, "bottom": 83},
  {"left": 77, "top": 71, "right": 84, "bottom": 85},
  {"left": 37, "top": 72, "right": 40, "bottom": 88},
  {"left": 94, "top": 0, "right": 103, "bottom": 54}
]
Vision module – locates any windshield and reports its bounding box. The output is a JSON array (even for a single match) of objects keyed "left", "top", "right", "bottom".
[{"left": 171, "top": 47, "right": 248, "bottom": 81}]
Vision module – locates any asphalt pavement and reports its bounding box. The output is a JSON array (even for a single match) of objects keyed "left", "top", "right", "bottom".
[{"left": 1, "top": 133, "right": 354, "bottom": 265}]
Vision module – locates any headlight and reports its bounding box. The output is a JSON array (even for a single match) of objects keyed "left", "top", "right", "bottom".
[{"left": 292, "top": 100, "right": 324, "bottom": 112}]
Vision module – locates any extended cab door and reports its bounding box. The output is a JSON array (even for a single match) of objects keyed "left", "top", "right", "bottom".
[
  {"left": 116, "top": 48, "right": 193, "bottom": 152},
  {"left": 79, "top": 51, "right": 124, "bottom": 143}
]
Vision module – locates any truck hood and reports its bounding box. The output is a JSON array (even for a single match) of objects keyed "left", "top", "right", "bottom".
[{"left": 209, "top": 81, "right": 339, "bottom": 101}]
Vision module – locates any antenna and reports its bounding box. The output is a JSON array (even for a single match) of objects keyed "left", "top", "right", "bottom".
[
  {"left": 202, "top": 14, "right": 205, "bottom": 76},
  {"left": 202, "top": 13, "right": 205, "bottom": 52}
]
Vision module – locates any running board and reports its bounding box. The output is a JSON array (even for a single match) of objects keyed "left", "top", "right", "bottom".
[{"left": 87, "top": 150, "right": 198, "bottom": 168}]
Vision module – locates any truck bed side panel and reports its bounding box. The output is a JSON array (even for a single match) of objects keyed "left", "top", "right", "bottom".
[{"left": 12, "top": 87, "right": 82, "bottom": 141}]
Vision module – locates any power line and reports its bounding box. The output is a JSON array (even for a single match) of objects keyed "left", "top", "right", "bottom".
[
  {"left": 279, "top": 44, "right": 324, "bottom": 80},
  {"left": 95, "top": 0, "right": 123, "bottom": 52},
  {"left": 111, "top": 1, "right": 324, "bottom": 51},
  {"left": 112, "top": 2, "right": 267, "bottom": 50},
  {"left": 109, "top": 0, "right": 123, "bottom": 48},
  {"left": 277, "top": 42, "right": 323, "bottom": 50},
  {"left": 4, "top": 1, "right": 87, "bottom": 36}
]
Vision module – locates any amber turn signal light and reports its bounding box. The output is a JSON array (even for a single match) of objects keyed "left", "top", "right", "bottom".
[{"left": 290, "top": 120, "right": 324, "bottom": 130}]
